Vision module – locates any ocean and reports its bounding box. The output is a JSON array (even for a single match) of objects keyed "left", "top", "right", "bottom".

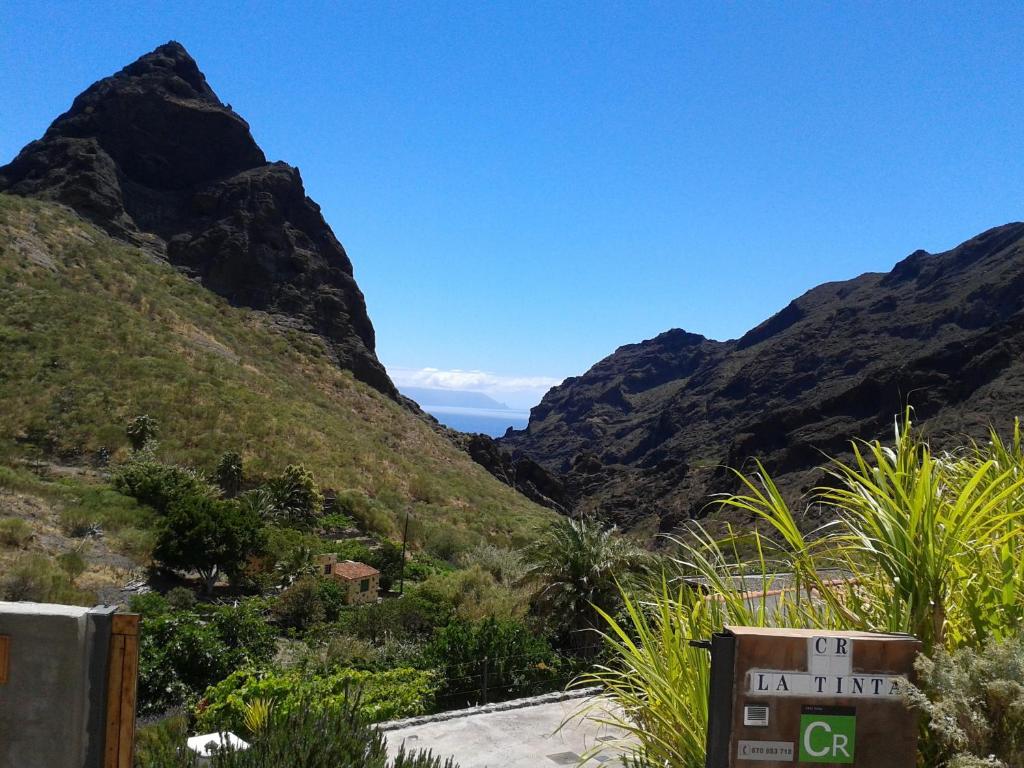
[{"left": 423, "top": 406, "right": 529, "bottom": 437}]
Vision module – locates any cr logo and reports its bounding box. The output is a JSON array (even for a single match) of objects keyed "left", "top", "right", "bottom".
[{"left": 798, "top": 706, "right": 855, "bottom": 764}]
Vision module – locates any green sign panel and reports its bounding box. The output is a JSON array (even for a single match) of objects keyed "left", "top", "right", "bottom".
[{"left": 799, "top": 705, "right": 855, "bottom": 763}]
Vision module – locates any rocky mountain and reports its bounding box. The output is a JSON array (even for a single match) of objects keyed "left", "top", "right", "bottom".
[
  {"left": 0, "top": 41, "right": 393, "bottom": 396},
  {"left": 500, "top": 223, "right": 1024, "bottom": 529}
]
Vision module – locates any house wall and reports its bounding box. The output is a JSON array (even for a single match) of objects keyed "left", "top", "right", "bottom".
[{"left": 0, "top": 602, "right": 116, "bottom": 768}]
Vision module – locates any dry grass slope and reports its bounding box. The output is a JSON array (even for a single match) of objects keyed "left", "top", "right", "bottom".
[{"left": 0, "top": 194, "right": 555, "bottom": 550}]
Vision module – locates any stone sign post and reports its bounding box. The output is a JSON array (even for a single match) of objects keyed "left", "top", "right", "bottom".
[{"left": 705, "top": 626, "right": 920, "bottom": 767}]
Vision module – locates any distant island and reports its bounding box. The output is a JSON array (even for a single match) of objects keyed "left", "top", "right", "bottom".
[{"left": 400, "top": 387, "right": 512, "bottom": 410}]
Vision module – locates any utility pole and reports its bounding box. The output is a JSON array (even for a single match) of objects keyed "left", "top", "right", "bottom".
[{"left": 399, "top": 508, "right": 410, "bottom": 596}]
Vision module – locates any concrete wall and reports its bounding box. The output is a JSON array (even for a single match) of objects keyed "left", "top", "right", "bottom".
[{"left": 0, "top": 601, "right": 114, "bottom": 768}]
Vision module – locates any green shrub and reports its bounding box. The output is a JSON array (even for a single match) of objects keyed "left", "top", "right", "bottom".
[
  {"left": 137, "top": 695, "right": 455, "bottom": 768},
  {"left": 137, "top": 601, "right": 275, "bottom": 717},
  {"left": 903, "top": 634, "right": 1024, "bottom": 767},
  {"left": 59, "top": 506, "right": 98, "bottom": 537},
  {"left": 126, "top": 414, "right": 159, "bottom": 451},
  {"left": 166, "top": 586, "right": 197, "bottom": 611},
  {"left": 0, "top": 553, "right": 95, "bottom": 604},
  {"left": 0, "top": 517, "right": 31, "bottom": 548},
  {"left": 272, "top": 577, "right": 325, "bottom": 631},
  {"left": 57, "top": 550, "right": 87, "bottom": 581},
  {"left": 195, "top": 666, "right": 438, "bottom": 734},
  {"left": 114, "top": 456, "right": 214, "bottom": 514},
  {"left": 423, "top": 617, "right": 561, "bottom": 707}
]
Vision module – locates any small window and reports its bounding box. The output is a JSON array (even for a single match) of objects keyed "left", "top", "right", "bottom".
[
  {"left": 323, "top": 564, "right": 331, "bottom": 575},
  {"left": 359, "top": 578, "right": 370, "bottom": 592}
]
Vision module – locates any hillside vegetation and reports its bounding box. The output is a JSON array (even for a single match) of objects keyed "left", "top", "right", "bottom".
[{"left": 0, "top": 194, "right": 554, "bottom": 551}]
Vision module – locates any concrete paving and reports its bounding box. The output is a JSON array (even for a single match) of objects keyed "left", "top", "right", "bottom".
[{"left": 383, "top": 696, "right": 632, "bottom": 768}]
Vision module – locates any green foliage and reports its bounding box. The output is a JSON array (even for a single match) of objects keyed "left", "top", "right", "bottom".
[
  {"left": 57, "top": 549, "right": 86, "bottom": 580},
  {"left": 154, "top": 495, "right": 264, "bottom": 593},
  {"left": 571, "top": 580, "right": 718, "bottom": 768},
  {"left": 272, "top": 577, "right": 326, "bottom": 631},
  {"left": 259, "top": 524, "right": 318, "bottom": 587},
  {"left": 195, "top": 666, "right": 438, "bottom": 734},
  {"left": 129, "top": 591, "right": 170, "bottom": 618},
  {"left": 137, "top": 695, "right": 456, "bottom": 768},
  {"left": 268, "top": 464, "right": 324, "bottom": 529},
  {"left": 525, "top": 515, "right": 647, "bottom": 651},
  {"left": 127, "top": 414, "right": 159, "bottom": 451},
  {"left": 0, "top": 517, "right": 32, "bottom": 548},
  {"left": 579, "top": 413, "right": 1024, "bottom": 767},
  {"left": 458, "top": 543, "right": 527, "bottom": 586},
  {"left": 341, "top": 592, "right": 447, "bottom": 644},
  {"left": 0, "top": 553, "right": 95, "bottom": 604},
  {"left": 415, "top": 565, "right": 528, "bottom": 623},
  {"left": 216, "top": 451, "right": 243, "bottom": 498},
  {"left": 166, "top": 586, "right": 197, "bottom": 611},
  {"left": 424, "top": 617, "right": 561, "bottom": 706},
  {"left": 137, "top": 601, "right": 276, "bottom": 717},
  {"left": 903, "top": 634, "right": 1024, "bottom": 768},
  {"left": 114, "top": 455, "right": 215, "bottom": 515}
]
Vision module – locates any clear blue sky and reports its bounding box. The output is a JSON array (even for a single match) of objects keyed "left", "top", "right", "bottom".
[{"left": 2, "top": 2, "right": 1022, "bottom": 408}]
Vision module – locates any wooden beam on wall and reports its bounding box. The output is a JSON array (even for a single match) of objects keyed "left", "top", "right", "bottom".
[{"left": 103, "top": 614, "right": 140, "bottom": 768}]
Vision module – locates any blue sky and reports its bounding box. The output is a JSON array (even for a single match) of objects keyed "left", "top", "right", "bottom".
[{"left": 2, "top": 2, "right": 1022, "bottom": 408}]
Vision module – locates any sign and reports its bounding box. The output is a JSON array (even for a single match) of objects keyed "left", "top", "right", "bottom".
[
  {"left": 747, "top": 635, "right": 907, "bottom": 699},
  {"left": 737, "top": 740, "right": 794, "bottom": 762},
  {"left": 798, "top": 705, "right": 856, "bottom": 764}
]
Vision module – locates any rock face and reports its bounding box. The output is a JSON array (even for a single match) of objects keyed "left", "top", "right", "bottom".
[
  {"left": 0, "top": 41, "right": 394, "bottom": 396},
  {"left": 500, "top": 223, "right": 1024, "bottom": 529}
]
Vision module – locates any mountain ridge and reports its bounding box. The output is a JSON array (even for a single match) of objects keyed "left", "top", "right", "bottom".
[
  {"left": 500, "top": 221, "right": 1024, "bottom": 529},
  {"left": 0, "top": 41, "right": 394, "bottom": 397}
]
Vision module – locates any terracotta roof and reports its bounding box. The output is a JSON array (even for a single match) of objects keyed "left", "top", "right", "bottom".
[{"left": 330, "top": 560, "right": 379, "bottom": 580}]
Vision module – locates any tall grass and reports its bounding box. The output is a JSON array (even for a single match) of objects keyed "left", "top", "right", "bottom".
[{"left": 577, "top": 412, "right": 1024, "bottom": 767}]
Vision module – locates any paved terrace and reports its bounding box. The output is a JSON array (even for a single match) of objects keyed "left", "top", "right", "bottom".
[{"left": 382, "top": 692, "right": 631, "bottom": 768}]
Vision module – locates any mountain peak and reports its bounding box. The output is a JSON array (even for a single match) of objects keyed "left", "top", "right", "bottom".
[
  {"left": 114, "top": 41, "right": 214, "bottom": 98},
  {"left": 0, "top": 44, "right": 395, "bottom": 397}
]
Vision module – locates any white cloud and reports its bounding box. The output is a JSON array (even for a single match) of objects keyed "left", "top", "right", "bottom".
[{"left": 387, "top": 366, "right": 563, "bottom": 409}]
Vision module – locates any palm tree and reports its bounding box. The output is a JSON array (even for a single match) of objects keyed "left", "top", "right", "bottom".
[{"left": 525, "top": 515, "right": 647, "bottom": 654}]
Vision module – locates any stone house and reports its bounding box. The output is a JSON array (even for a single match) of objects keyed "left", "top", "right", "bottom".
[{"left": 316, "top": 554, "right": 380, "bottom": 605}]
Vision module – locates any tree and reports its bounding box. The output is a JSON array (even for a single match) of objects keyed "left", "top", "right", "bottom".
[
  {"left": 268, "top": 464, "right": 324, "bottom": 529},
  {"left": 126, "top": 414, "right": 159, "bottom": 451},
  {"left": 154, "top": 495, "right": 264, "bottom": 594},
  {"left": 216, "top": 451, "right": 243, "bottom": 497},
  {"left": 525, "top": 515, "right": 647, "bottom": 654}
]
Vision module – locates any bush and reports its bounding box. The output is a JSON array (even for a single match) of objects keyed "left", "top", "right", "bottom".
[
  {"left": 416, "top": 565, "right": 528, "bottom": 622},
  {"left": 138, "top": 695, "right": 455, "bottom": 768},
  {"left": 57, "top": 550, "right": 87, "bottom": 581},
  {"left": 272, "top": 577, "right": 326, "bottom": 631},
  {"left": 0, "top": 518, "right": 31, "bottom": 548},
  {"left": 114, "top": 456, "right": 215, "bottom": 514},
  {"left": 136, "top": 601, "right": 275, "bottom": 717},
  {"left": 423, "top": 617, "right": 561, "bottom": 707},
  {"left": 195, "top": 666, "right": 438, "bottom": 734},
  {"left": 126, "top": 414, "right": 159, "bottom": 451},
  {"left": 166, "top": 586, "right": 197, "bottom": 611},
  {"left": 903, "top": 634, "right": 1024, "bottom": 767},
  {"left": 0, "top": 553, "right": 94, "bottom": 604}
]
